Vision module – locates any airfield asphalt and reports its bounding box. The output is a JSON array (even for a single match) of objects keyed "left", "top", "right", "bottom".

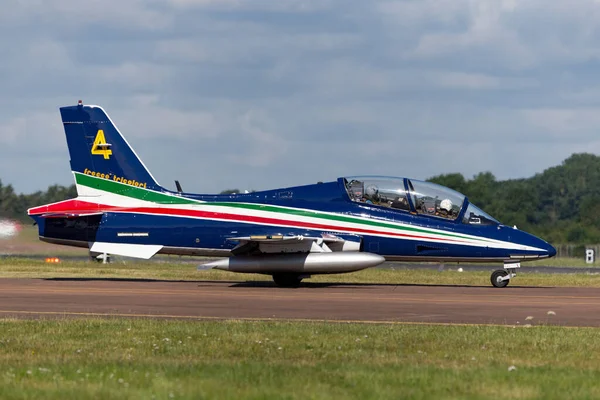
[
  {"left": 2, "top": 254, "right": 598, "bottom": 274},
  {"left": 0, "top": 278, "right": 597, "bottom": 327}
]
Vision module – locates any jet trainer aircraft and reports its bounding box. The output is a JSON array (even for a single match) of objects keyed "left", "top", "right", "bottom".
[{"left": 28, "top": 101, "right": 556, "bottom": 287}]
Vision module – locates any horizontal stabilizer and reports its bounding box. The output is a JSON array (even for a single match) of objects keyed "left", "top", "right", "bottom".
[
  {"left": 89, "top": 242, "right": 163, "bottom": 259},
  {"left": 40, "top": 212, "right": 104, "bottom": 219}
]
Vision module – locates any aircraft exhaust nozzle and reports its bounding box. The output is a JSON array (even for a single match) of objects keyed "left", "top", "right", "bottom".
[{"left": 199, "top": 252, "right": 385, "bottom": 274}]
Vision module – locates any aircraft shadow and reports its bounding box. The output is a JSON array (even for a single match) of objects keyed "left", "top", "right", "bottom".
[
  {"left": 43, "top": 277, "right": 553, "bottom": 289},
  {"left": 44, "top": 277, "right": 215, "bottom": 283},
  {"left": 228, "top": 281, "right": 554, "bottom": 289}
]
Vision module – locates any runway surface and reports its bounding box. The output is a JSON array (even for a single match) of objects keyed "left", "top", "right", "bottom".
[
  {"left": 3, "top": 254, "right": 600, "bottom": 274},
  {"left": 1, "top": 278, "right": 600, "bottom": 327}
]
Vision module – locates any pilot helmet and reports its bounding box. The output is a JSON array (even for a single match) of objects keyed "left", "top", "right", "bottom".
[
  {"left": 439, "top": 198, "right": 453, "bottom": 213},
  {"left": 365, "top": 185, "right": 379, "bottom": 200}
]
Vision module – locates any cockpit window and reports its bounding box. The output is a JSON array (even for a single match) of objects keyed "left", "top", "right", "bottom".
[
  {"left": 408, "top": 179, "right": 465, "bottom": 220},
  {"left": 344, "top": 177, "right": 410, "bottom": 211},
  {"left": 462, "top": 203, "right": 499, "bottom": 225},
  {"left": 344, "top": 176, "right": 498, "bottom": 224}
]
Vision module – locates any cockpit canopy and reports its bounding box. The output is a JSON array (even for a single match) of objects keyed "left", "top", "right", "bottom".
[
  {"left": 346, "top": 177, "right": 413, "bottom": 212},
  {"left": 343, "top": 176, "right": 499, "bottom": 225}
]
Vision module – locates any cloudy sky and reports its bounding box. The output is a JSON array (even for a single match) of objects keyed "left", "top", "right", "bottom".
[{"left": 2, "top": 0, "right": 600, "bottom": 194}]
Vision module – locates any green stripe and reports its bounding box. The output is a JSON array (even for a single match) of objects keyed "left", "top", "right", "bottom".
[
  {"left": 209, "top": 202, "right": 486, "bottom": 242},
  {"left": 75, "top": 173, "right": 196, "bottom": 205},
  {"left": 76, "top": 173, "right": 492, "bottom": 243}
]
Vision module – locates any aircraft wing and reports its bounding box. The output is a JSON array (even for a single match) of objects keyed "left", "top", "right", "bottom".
[
  {"left": 199, "top": 233, "right": 379, "bottom": 273},
  {"left": 227, "top": 234, "right": 360, "bottom": 255}
]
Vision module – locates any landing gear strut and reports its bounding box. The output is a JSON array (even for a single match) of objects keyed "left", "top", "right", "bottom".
[
  {"left": 91, "top": 252, "right": 111, "bottom": 264},
  {"left": 490, "top": 262, "right": 520, "bottom": 288},
  {"left": 272, "top": 273, "right": 303, "bottom": 288}
]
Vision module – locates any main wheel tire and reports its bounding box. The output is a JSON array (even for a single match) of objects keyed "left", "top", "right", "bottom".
[
  {"left": 491, "top": 269, "right": 509, "bottom": 288},
  {"left": 272, "top": 273, "right": 303, "bottom": 288}
]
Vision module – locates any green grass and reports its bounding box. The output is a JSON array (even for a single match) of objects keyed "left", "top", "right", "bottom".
[
  {"left": 455, "top": 256, "right": 599, "bottom": 268},
  {"left": 0, "top": 318, "right": 599, "bottom": 399},
  {"left": 2, "top": 258, "right": 600, "bottom": 287},
  {"left": 0, "top": 258, "right": 224, "bottom": 281},
  {"left": 486, "top": 257, "right": 597, "bottom": 268}
]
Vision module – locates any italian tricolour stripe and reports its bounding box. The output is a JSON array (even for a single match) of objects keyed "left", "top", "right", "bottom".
[{"left": 28, "top": 172, "right": 539, "bottom": 251}]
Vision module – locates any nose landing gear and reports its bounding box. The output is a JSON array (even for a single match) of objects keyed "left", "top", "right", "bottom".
[{"left": 491, "top": 262, "right": 520, "bottom": 288}]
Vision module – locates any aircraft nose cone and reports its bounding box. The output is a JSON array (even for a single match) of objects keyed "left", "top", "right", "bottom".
[
  {"left": 512, "top": 228, "right": 556, "bottom": 259},
  {"left": 546, "top": 242, "right": 557, "bottom": 258},
  {"left": 533, "top": 236, "right": 556, "bottom": 258}
]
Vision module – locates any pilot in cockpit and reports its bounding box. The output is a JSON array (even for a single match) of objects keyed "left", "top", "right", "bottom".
[
  {"left": 365, "top": 185, "right": 380, "bottom": 205},
  {"left": 437, "top": 199, "right": 454, "bottom": 218}
]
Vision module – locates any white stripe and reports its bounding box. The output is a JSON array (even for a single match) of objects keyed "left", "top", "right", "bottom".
[{"left": 76, "top": 176, "right": 546, "bottom": 252}]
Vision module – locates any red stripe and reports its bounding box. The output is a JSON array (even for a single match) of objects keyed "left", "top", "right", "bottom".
[
  {"left": 29, "top": 200, "right": 469, "bottom": 244},
  {"left": 128, "top": 207, "right": 468, "bottom": 244},
  {"left": 28, "top": 199, "right": 118, "bottom": 216}
]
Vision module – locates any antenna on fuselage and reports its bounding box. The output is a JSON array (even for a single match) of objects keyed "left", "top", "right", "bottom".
[{"left": 175, "top": 180, "right": 183, "bottom": 193}]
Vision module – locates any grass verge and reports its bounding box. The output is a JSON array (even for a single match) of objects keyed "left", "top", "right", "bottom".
[
  {"left": 0, "top": 318, "right": 599, "bottom": 399},
  {"left": 1, "top": 258, "right": 600, "bottom": 287}
]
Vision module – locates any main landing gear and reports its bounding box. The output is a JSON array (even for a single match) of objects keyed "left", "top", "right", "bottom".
[
  {"left": 491, "top": 262, "right": 520, "bottom": 288},
  {"left": 272, "top": 273, "right": 304, "bottom": 288},
  {"left": 91, "top": 252, "right": 111, "bottom": 264}
]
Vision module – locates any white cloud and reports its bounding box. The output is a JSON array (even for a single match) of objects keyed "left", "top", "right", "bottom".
[
  {"left": 225, "top": 110, "right": 289, "bottom": 167},
  {"left": 521, "top": 108, "right": 600, "bottom": 138},
  {"left": 167, "top": 0, "right": 335, "bottom": 12},
  {"left": 92, "top": 63, "right": 170, "bottom": 89},
  {"left": 155, "top": 32, "right": 363, "bottom": 67},
  {"left": 0, "top": 112, "right": 63, "bottom": 148},
  {"left": 3, "top": 0, "right": 600, "bottom": 194},
  {"left": 115, "top": 106, "right": 222, "bottom": 140},
  {"left": 10, "top": 0, "right": 172, "bottom": 30},
  {"left": 377, "top": 0, "right": 600, "bottom": 70},
  {"left": 0, "top": 118, "right": 27, "bottom": 146}
]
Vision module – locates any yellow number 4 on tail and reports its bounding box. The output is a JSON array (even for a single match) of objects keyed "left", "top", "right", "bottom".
[{"left": 91, "top": 130, "right": 112, "bottom": 160}]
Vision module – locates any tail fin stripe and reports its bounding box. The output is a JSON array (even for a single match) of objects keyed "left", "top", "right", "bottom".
[{"left": 75, "top": 173, "right": 197, "bottom": 205}]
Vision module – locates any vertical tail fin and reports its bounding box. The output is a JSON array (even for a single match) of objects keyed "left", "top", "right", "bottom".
[{"left": 60, "top": 102, "right": 164, "bottom": 196}]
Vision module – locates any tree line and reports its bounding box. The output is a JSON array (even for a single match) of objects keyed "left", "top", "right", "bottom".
[
  {"left": 429, "top": 153, "right": 600, "bottom": 245},
  {"left": 2, "top": 152, "right": 600, "bottom": 245},
  {"left": 0, "top": 181, "right": 77, "bottom": 223}
]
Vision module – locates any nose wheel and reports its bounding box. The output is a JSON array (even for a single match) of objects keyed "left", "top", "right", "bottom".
[
  {"left": 491, "top": 270, "right": 510, "bottom": 287},
  {"left": 491, "top": 262, "right": 520, "bottom": 288}
]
